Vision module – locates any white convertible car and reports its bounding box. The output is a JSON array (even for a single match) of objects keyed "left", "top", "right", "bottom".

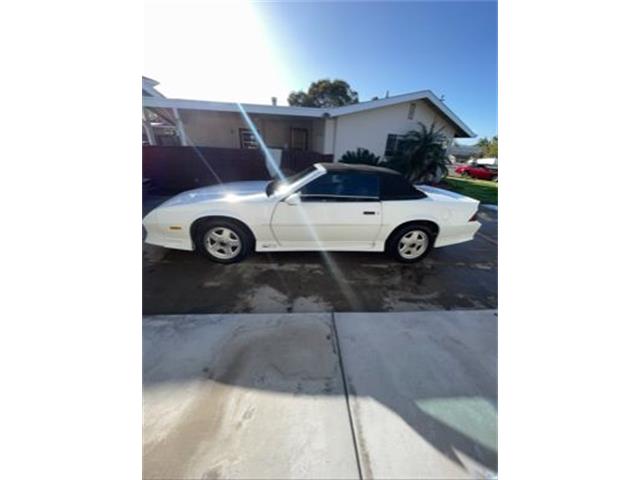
[{"left": 143, "top": 163, "right": 481, "bottom": 263}]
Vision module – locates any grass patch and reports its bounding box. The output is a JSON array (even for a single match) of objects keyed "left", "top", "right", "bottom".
[{"left": 441, "top": 176, "right": 498, "bottom": 204}]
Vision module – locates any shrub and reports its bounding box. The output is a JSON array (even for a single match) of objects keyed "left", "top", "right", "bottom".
[{"left": 339, "top": 148, "right": 381, "bottom": 166}]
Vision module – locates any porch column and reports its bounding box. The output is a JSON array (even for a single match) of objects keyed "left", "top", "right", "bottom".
[
  {"left": 172, "top": 108, "right": 188, "bottom": 146},
  {"left": 322, "top": 118, "right": 336, "bottom": 155},
  {"left": 142, "top": 108, "right": 156, "bottom": 145}
]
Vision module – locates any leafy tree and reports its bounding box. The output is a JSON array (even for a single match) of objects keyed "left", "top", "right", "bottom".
[
  {"left": 386, "top": 122, "right": 450, "bottom": 184},
  {"left": 477, "top": 136, "right": 498, "bottom": 158},
  {"left": 288, "top": 79, "right": 359, "bottom": 107},
  {"left": 339, "top": 148, "right": 381, "bottom": 166}
]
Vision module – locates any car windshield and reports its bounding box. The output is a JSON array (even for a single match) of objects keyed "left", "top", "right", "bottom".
[{"left": 266, "top": 166, "right": 316, "bottom": 196}]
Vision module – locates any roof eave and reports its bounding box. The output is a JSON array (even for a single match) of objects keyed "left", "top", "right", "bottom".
[
  {"left": 327, "top": 90, "right": 475, "bottom": 138},
  {"left": 142, "top": 89, "right": 476, "bottom": 136},
  {"left": 142, "top": 96, "right": 326, "bottom": 118},
  {"left": 423, "top": 91, "right": 476, "bottom": 138}
]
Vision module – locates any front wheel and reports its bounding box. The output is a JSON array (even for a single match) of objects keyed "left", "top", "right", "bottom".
[
  {"left": 195, "top": 220, "right": 253, "bottom": 263},
  {"left": 386, "top": 225, "right": 435, "bottom": 263}
]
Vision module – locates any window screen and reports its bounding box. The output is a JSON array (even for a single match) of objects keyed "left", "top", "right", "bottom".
[
  {"left": 239, "top": 128, "right": 258, "bottom": 149},
  {"left": 301, "top": 173, "right": 380, "bottom": 201}
]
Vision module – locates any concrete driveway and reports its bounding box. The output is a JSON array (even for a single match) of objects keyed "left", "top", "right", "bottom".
[
  {"left": 143, "top": 198, "right": 497, "bottom": 314},
  {"left": 144, "top": 310, "right": 497, "bottom": 479}
]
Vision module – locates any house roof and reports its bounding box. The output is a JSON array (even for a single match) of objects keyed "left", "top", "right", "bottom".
[
  {"left": 142, "top": 77, "right": 165, "bottom": 98},
  {"left": 142, "top": 82, "right": 475, "bottom": 137},
  {"left": 143, "top": 76, "right": 160, "bottom": 87},
  {"left": 329, "top": 91, "right": 475, "bottom": 137},
  {"left": 143, "top": 95, "right": 327, "bottom": 118}
]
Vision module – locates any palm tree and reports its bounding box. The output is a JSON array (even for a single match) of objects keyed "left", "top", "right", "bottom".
[{"left": 386, "top": 122, "right": 449, "bottom": 184}]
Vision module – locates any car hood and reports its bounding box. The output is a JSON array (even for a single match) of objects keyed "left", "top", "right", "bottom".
[{"left": 160, "top": 181, "right": 270, "bottom": 207}]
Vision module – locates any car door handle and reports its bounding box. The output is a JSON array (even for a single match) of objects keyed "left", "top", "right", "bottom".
[{"left": 363, "top": 211, "right": 376, "bottom": 215}]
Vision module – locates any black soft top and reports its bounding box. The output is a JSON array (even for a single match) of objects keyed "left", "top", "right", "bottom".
[{"left": 314, "top": 162, "right": 426, "bottom": 200}]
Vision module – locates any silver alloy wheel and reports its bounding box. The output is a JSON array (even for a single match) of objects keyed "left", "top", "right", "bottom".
[
  {"left": 204, "top": 227, "right": 242, "bottom": 260},
  {"left": 398, "top": 229, "right": 428, "bottom": 259}
]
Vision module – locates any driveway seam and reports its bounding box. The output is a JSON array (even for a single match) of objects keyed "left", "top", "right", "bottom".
[{"left": 331, "top": 311, "right": 364, "bottom": 480}]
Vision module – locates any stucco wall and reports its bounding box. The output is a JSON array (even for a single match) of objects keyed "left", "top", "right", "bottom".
[
  {"left": 178, "top": 110, "right": 245, "bottom": 148},
  {"left": 331, "top": 100, "right": 457, "bottom": 161},
  {"left": 178, "top": 109, "right": 318, "bottom": 151},
  {"left": 311, "top": 118, "right": 325, "bottom": 153},
  {"left": 177, "top": 101, "right": 459, "bottom": 157},
  {"left": 260, "top": 116, "right": 316, "bottom": 149}
]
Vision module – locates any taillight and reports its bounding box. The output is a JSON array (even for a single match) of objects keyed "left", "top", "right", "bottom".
[{"left": 469, "top": 212, "right": 478, "bottom": 222}]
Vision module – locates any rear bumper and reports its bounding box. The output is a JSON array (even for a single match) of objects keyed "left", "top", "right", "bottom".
[{"left": 435, "top": 221, "right": 482, "bottom": 248}]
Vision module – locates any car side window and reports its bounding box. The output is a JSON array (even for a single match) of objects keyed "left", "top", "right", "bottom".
[
  {"left": 379, "top": 174, "right": 427, "bottom": 201},
  {"left": 300, "top": 172, "right": 379, "bottom": 202}
]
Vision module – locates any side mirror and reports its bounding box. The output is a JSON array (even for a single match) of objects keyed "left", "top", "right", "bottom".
[{"left": 285, "top": 192, "right": 301, "bottom": 206}]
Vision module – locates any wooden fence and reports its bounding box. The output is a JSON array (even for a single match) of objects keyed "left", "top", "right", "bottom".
[{"left": 143, "top": 146, "right": 332, "bottom": 193}]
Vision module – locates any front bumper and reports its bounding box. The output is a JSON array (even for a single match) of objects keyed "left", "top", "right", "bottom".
[{"left": 142, "top": 211, "right": 194, "bottom": 251}]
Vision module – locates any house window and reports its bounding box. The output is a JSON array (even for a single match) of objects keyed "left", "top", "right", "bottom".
[
  {"left": 408, "top": 102, "right": 416, "bottom": 120},
  {"left": 290, "top": 128, "right": 309, "bottom": 150},
  {"left": 239, "top": 128, "right": 258, "bottom": 149},
  {"left": 384, "top": 134, "right": 404, "bottom": 157}
]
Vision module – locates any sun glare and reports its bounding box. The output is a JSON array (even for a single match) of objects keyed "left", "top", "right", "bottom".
[{"left": 144, "top": 0, "right": 292, "bottom": 104}]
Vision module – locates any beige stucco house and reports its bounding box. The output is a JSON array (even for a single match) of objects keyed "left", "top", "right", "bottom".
[{"left": 142, "top": 77, "right": 475, "bottom": 164}]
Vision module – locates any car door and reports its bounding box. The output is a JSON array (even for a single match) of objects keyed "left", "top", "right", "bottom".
[{"left": 270, "top": 171, "right": 382, "bottom": 249}]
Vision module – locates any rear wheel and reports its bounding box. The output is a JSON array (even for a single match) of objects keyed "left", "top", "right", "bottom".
[
  {"left": 386, "top": 224, "right": 435, "bottom": 263},
  {"left": 195, "top": 219, "right": 253, "bottom": 263}
]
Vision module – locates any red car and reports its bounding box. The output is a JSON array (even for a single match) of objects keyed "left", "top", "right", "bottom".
[{"left": 455, "top": 164, "right": 498, "bottom": 181}]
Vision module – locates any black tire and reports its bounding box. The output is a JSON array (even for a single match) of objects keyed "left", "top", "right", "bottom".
[
  {"left": 195, "top": 219, "right": 253, "bottom": 264},
  {"left": 386, "top": 224, "right": 436, "bottom": 263},
  {"left": 461, "top": 171, "right": 470, "bottom": 178}
]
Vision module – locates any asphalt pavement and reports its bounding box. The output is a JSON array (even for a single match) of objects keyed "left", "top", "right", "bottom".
[{"left": 143, "top": 197, "right": 497, "bottom": 315}]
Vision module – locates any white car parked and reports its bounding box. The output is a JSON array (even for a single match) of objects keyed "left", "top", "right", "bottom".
[{"left": 143, "top": 163, "right": 481, "bottom": 263}]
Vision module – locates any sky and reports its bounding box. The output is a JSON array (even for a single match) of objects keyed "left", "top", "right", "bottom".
[{"left": 144, "top": 1, "right": 497, "bottom": 143}]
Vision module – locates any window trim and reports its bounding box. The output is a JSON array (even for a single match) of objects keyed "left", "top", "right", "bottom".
[{"left": 300, "top": 193, "right": 379, "bottom": 203}]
